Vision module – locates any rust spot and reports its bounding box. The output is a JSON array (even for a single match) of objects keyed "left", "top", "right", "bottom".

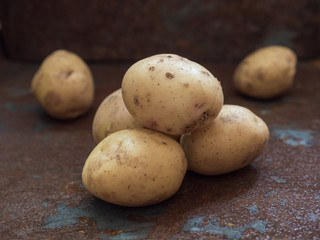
[
  {"left": 286, "top": 56, "right": 293, "bottom": 64},
  {"left": 166, "top": 128, "right": 172, "bottom": 132},
  {"left": 162, "top": 141, "right": 167, "bottom": 145},
  {"left": 221, "top": 114, "right": 238, "bottom": 124},
  {"left": 65, "top": 70, "right": 73, "bottom": 78},
  {"left": 104, "top": 129, "right": 110, "bottom": 137},
  {"left": 166, "top": 72, "right": 174, "bottom": 79},
  {"left": 245, "top": 82, "right": 253, "bottom": 90},
  {"left": 149, "top": 66, "right": 155, "bottom": 71},
  {"left": 44, "top": 91, "right": 61, "bottom": 107},
  {"left": 167, "top": 55, "right": 172, "bottom": 58},
  {"left": 151, "top": 121, "right": 158, "bottom": 128},
  {"left": 195, "top": 103, "right": 204, "bottom": 109},
  {"left": 134, "top": 96, "right": 139, "bottom": 106},
  {"left": 58, "top": 70, "right": 73, "bottom": 79},
  {"left": 184, "top": 82, "right": 189, "bottom": 88},
  {"left": 201, "top": 71, "right": 210, "bottom": 77},
  {"left": 117, "top": 155, "right": 127, "bottom": 165},
  {"left": 256, "top": 69, "right": 264, "bottom": 81},
  {"left": 184, "top": 111, "right": 214, "bottom": 134}
]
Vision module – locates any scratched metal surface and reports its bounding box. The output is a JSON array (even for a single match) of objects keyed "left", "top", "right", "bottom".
[{"left": 0, "top": 59, "right": 319, "bottom": 240}]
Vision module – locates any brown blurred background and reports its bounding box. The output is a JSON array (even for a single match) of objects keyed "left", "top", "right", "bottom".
[{"left": 0, "top": 0, "right": 319, "bottom": 62}]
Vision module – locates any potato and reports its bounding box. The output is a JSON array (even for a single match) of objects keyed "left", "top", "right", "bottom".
[
  {"left": 121, "top": 54, "right": 224, "bottom": 135},
  {"left": 92, "top": 88, "right": 143, "bottom": 144},
  {"left": 233, "top": 45, "right": 297, "bottom": 99},
  {"left": 31, "top": 49, "right": 94, "bottom": 119},
  {"left": 82, "top": 128, "right": 187, "bottom": 207},
  {"left": 180, "top": 105, "right": 269, "bottom": 175}
]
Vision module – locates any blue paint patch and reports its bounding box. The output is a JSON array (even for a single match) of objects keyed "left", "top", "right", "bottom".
[
  {"left": 260, "top": 109, "right": 271, "bottom": 115},
  {"left": 43, "top": 202, "right": 49, "bottom": 207},
  {"left": 7, "top": 86, "right": 31, "bottom": 98},
  {"left": 162, "top": 1, "right": 215, "bottom": 33},
  {"left": 280, "top": 200, "right": 286, "bottom": 206},
  {"left": 308, "top": 212, "right": 320, "bottom": 222},
  {"left": 271, "top": 176, "right": 286, "bottom": 184},
  {"left": 265, "top": 158, "right": 272, "bottom": 162},
  {"left": 34, "top": 119, "right": 54, "bottom": 133},
  {"left": 263, "top": 190, "right": 276, "bottom": 198},
  {"left": 4, "top": 101, "right": 39, "bottom": 114},
  {"left": 245, "top": 205, "right": 259, "bottom": 215},
  {"left": 275, "top": 179, "right": 286, "bottom": 184},
  {"left": 316, "top": 195, "right": 320, "bottom": 199},
  {"left": 263, "top": 29, "right": 294, "bottom": 48},
  {"left": 42, "top": 134, "right": 51, "bottom": 141},
  {"left": 42, "top": 200, "right": 166, "bottom": 239},
  {"left": 100, "top": 229, "right": 150, "bottom": 240},
  {"left": 33, "top": 175, "right": 41, "bottom": 179},
  {"left": 272, "top": 128, "right": 316, "bottom": 147},
  {"left": 183, "top": 216, "right": 267, "bottom": 240}
]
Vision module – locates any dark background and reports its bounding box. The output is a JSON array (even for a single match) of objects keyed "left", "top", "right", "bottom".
[{"left": 0, "top": 0, "right": 320, "bottom": 62}]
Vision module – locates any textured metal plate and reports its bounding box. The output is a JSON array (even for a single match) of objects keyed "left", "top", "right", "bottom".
[{"left": 0, "top": 59, "right": 319, "bottom": 239}]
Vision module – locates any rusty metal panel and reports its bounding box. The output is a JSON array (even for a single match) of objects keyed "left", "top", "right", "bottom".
[
  {"left": 0, "top": 0, "right": 319, "bottom": 61},
  {"left": 0, "top": 59, "right": 319, "bottom": 239}
]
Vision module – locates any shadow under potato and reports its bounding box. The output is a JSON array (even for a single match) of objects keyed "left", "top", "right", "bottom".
[{"left": 171, "top": 164, "right": 259, "bottom": 207}]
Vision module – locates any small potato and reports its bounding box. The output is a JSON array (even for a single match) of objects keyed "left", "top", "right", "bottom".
[
  {"left": 92, "top": 89, "right": 143, "bottom": 144},
  {"left": 181, "top": 105, "right": 269, "bottom": 175},
  {"left": 31, "top": 49, "right": 94, "bottom": 119},
  {"left": 122, "top": 54, "right": 224, "bottom": 135},
  {"left": 82, "top": 128, "right": 187, "bottom": 207},
  {"left": 233, "top": 45, "right": 297, "bottom": 99}
]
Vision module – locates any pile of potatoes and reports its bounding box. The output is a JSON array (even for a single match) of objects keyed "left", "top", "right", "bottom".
[{"left": 32, "top": 46, "right": 297, "bottom": 207}]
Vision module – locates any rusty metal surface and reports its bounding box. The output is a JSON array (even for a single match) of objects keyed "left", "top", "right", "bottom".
[
  {"left": 0, "top": 58, "right": 319, "bottom": 239},
  {"left": 1, "top": 0, "right": 320, "bottom": 61}
]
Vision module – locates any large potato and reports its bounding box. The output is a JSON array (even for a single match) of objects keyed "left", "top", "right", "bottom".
[
  {"left": 121, "top": 54, "right": 224, "bottom": 135},
  {"left": 31, "top": 49, "right": 94, "bottom": 119},
  {"left": 181, "top": 105, "right": 269, "bottom": 175},
  {"left": 82, "top": 128, "right": 187, "bottom": 207},
  {"left": 233, "top": 45, "right": 297, "bottom": 99},
  {"left": 92, "top": 88, "right": 143, "bottom": 144}
]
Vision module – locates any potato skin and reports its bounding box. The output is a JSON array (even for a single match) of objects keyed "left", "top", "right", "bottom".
[
  {"left": 82, "top": 128, "right": 187, "bottom": 207},
  {"left": 31, "top": 49, "right": 94, "bottom": 119},
  {"left": 180, "top": 105, "right": 269, "bottom": 175},
  {"left": 233, "top": 45, "right": 297, "bottom": 99},
  {"left": 92, "top": 89, "right": 143, "bottom": 144},
  {"left": 121, "top": 54, "right": 224, "bottom": 135}
]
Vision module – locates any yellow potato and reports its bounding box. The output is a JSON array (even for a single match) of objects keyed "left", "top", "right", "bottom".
[
  {"left": 92, "top": 89, "right": 143, "bottom": 144},
  {"left": 233, "top": 45, "right": 297, "bottom": 99},
  {"left": 181, "top": 105, "right": 269, "bottom": 175},
  {"left": 122, "top": 54, "right": 224, "bottom": 135},
  {"left": 31, "top": 49, "right": 94, "bottom": 119},
  {"left": 82, "top": 128, "right": 187, "bottom": 207}
]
